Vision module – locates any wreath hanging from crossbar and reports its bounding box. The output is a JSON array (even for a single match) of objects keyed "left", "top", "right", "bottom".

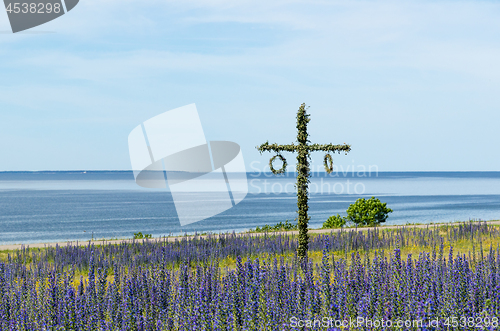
[
  {"left": 269, "top": 154, "right": 287, "bottom": 175},
  {"left": 324, "top": 154, "right": 334, "bottom": 174}
]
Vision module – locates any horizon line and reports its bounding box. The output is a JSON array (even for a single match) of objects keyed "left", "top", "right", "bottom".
[{"left": 1, "top": 170, "right": 500, "bottom": 173}]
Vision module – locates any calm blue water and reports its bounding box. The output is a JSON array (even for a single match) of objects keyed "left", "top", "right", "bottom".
[{"left": 1, "top": 171, "right": 500, "bottom": 245}]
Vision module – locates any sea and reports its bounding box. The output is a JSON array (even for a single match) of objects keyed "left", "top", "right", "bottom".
[{"left": 1, "top": 171, "right": 500, "bottom": 245}]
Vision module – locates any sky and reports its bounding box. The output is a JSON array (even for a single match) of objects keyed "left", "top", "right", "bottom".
[{"left": 0, "top": 0, "right": 499, "bottom": 172}]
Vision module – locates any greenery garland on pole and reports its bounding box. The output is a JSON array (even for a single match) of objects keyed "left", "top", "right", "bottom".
[{"left": 257, "top": 103, "right": 351, "bottom": 259}]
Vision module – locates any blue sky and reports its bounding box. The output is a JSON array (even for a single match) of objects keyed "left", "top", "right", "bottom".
[{"left": 0, "top": 0, "right": 499, "bottom": 171}]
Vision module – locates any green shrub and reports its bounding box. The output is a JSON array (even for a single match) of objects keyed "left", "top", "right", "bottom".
[
  {"left": 275, "top": 220, "right": 298, "bottom": 231},
  {"left": 346, "top": 197, "right": 393, "bottom": 226},
  {"left": 254, "top": 220, "right": 298, "bottom": 232},
  {"left": 133, "top": 232, "right": 152, "bottom": 239},
  {"left": 322, "top": 214, "right": 347, "bottom": 229}
]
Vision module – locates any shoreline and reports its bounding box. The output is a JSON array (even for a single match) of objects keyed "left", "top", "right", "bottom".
[{"left": 1, "top": 219, "right": 499, "bottom": 251}]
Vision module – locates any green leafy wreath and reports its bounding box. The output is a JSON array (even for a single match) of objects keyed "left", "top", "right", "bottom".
[
  {"left": 324, "top": 154, "right": 334, "bottom": 174},
  {"left": 269, "top": 154, "right": 287, "bottom": 175}
]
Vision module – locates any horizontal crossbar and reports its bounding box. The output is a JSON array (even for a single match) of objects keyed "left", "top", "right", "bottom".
[{"left": 257, "top": 141, "right": 351, "bottom": 153}]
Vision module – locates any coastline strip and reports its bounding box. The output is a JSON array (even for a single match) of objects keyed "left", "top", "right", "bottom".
[{"left": 1, "top": 220, "right": 499, "bottom": 251}]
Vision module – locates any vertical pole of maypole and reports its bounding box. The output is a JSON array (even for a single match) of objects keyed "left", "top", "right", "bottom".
[
  {"left": 257, "top": 103, "right": 351, "bottom": 260},
  {"left": 296, "top": 103, "right": 310, "bottom": 259}
]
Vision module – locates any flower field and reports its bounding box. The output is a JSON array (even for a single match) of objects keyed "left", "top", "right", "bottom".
[{"left": 1, "top": 221, "right": 500, "bottom": 330}]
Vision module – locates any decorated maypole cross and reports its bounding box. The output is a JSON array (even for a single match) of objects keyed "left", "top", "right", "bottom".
[{"left": 257, "top": 103, "right": 351, "bottom": 259}]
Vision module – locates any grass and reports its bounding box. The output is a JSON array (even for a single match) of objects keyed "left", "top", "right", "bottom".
[
  {"left": 197, "top": 220, "right": 500, "bottom": 270},
  {"left": 2, "top": 220, "right": 499, "bottom": 277},
  {"left": 233, "top": 220, "right": 500, "bottom": 268},
  {"left": 7, "top": 228, "right": 498, "bottom": 299},
  {"left": 0, "top": 250, "right": 10, "bottom": 262},
  {"left": 215, "top": 234, "right": 500, "bottom": 271}
]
